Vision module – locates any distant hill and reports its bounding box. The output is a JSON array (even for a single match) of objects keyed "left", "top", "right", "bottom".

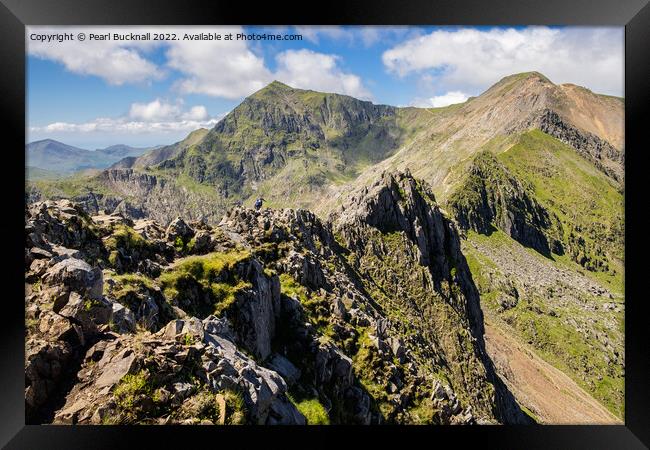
[
  {"left": 26, "top": 139, "right": 154, "bottom": 177},
  {"left": 109, "top": 129, "right": 209, "bottom": 170},
  {"left": 25, "top": 165, "right": 66, "bottom": 181}
]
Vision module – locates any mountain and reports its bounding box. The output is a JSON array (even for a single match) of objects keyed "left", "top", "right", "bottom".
[
  {"left": 28, "top": 82, "right": 432, "bottom": 221},
  {"left": 97, "top": 144, "right": 162, "bottom": 158},
  {"left": 322, "top": 71, "right": 623, "bottom": 212},
  {"left": 154, "top": 81, "right": 431, "bottom": 208},
  {"left": 26, "top": 165, "right": 66, "bottom": 180},
  {"left": 110, "top": 129, "right": 209, "bottom": 170},
  {"left": 453, "top": 130, "right": 624, "bottom": 418},
  {"left": 26, "top": 139, "right": 153, "bottom": 177},
  {"left": 25, "top": 72, "right": 625, "bottom": 423}
]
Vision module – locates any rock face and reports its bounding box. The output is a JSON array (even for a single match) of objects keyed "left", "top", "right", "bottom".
[
  {"left": 25, "top": 200, "right": 106, "bottom": 266},
  {"left": 331, "top": 170, "right": 527, "bottom": 424},
  {"left": 25, "top": 172, "right": 527, "bottom": 425},
  {"left": 47, "top": 169, "right": 231, "bottom": 227},
  {"left": 333, "top": 170, "right": 486, "bottom": 332},
  {"left": 449, "top": 151, "right": 563, "bottom": 257}
]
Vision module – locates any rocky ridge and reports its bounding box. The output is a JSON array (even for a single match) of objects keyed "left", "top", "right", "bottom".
[{"left": 25, "top": 171, "right": 528, "bottom": 425}]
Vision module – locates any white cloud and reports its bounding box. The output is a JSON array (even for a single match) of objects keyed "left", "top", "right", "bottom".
[
  {"left": 412, "top": 91, "right": 469, "bottom": 108},
  {"left": 27, "top": 26, "right": 163, "bottom": 85},
  {"left": 32, "top": 118, "right": 221, "bottom": 134},
  {"left": 128, "top": 99, "right": 181, "bottom": 121},
  {"left": 293, "top": 26, "right": 422, "bottom": 48},
  {"left": 274, "top": 49, "right": 371, "bottom": 99},
  {"left": 182, "top": 105, "right": 209, "bottom": 121},
  {"left": 27, "top": 26, "right": 274, "bottom": 95},
  {"left": 166, "top": 26, "right": 274, "bottom": 99},
  {"left": 382, "top": 27, "right": 624, "bottom": 97},
  {"left": 166, "top": 29, "right": 371, "bottom": 99},
  {"left": 30, "top": 99, "right": 222, "bottom": 135},
  {"left": 27, "top": 26, "right": 373, "bottom": 100}
]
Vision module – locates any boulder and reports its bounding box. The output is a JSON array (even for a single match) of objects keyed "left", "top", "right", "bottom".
[
  {"left": 166, "top": 217, "right": 194, "bottom": 243},
  {"left": 190, "top": 230, "right": 212, "bottom": 254},
  {"left": 133, "top": 219, "right": 166, "bottom": 241},
  {"left": 43, "top": 258, "right": 103, "bottom": 300},
  {"left": 58, "top": 292, "right": 113, "bottom": 336},
  {"left": 95, "top": 347, "right": 138, "bottom": 389},
  {"left": 157, "top": 317, "right": 205, "bottom": 343},
  {"left": 111, "top": 302, "right": 136, "bottom": 333}
]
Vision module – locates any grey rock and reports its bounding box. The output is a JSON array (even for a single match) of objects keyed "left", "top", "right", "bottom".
[
  {"left": 190, "top": 230, "right": 212, "bottom": 254},
  {"left": 157, "top": 317, "right": 205, "bottom": 342},
  {"left": 267, "top": 354, "right": 301, "bottom": 386},
  {"left": 43, "top": 258, "right": 103, "bottom": 300},
  {"left": 172, "top": 382, "right": 194, "bottom": 401},
  {"left": 111, "top": 302, "right": 136, "bottom": 333},
  {"left": 95, "top": 348, "right": 137, "bottom": 388},
  {"left": 166, "top": 217, "right": 194, "bottom": 243},
  {"left": 58, "top": 292, "right": 112, "bottom": 336}
]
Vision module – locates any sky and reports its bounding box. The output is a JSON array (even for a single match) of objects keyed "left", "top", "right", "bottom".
[{"left": 26, "top": 25, "right": 624, "bottom": 149}]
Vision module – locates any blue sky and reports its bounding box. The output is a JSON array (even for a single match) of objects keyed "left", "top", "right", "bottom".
[{"left": 27, "top": 25, "right": 623, "bottom": 149}]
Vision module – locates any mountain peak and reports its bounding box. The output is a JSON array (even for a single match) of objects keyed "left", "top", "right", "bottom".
[
  {"left": 506, "top": 71, "right": 552, "bottom": 84},
  {"left": 268, "top": 80, "right": 290, "bottom": 89},
  {"left": 254, "top": 80, "right": 293, "bottom": 95},
  {"left": 485, "top": 71, "right": 554, "bottom": 95},
  {"left": 245, "top": 80, "right": 297, "bottom": 103},
  {"left": 30, "top": 138, "right": 66, "bottom": 146}
]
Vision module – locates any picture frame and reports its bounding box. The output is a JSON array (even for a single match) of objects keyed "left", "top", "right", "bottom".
[{"left": 2, "top": 0, "right": 648, "bottom": 447}]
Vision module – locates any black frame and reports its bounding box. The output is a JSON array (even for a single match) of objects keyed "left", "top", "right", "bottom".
[{"left": 1, "top": 0, "right": 648, "bottom": 448}]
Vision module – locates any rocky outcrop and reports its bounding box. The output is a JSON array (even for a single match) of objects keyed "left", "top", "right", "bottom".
[
  {"left": 52, "top": 316, "right": 304, "bottom": 425},
  {"left": 333, "top": 170, "right": 486, "bottom": 333},
  {"left": 25, "top": 200, "right": 106, "bottom": 266},
  {"left": 26, "top": 174, "right": 527, "bottom": 425},
  {"left": 25, "top": 254, "right": 114, "bottom": 422},
  {"left": 449, "top": 151, "right": 563, "bottom": 257},
  {"left": 331, "top": 170, "right": 528, "bottom": 424}
]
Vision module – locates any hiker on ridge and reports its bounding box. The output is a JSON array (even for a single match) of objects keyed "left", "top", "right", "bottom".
[{"left": 254, "top": 197, "right": 266, "bottom": 211}]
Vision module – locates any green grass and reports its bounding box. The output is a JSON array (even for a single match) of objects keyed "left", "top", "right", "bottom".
[
  {"left": 498, "top": 300, "right": 624, "bottom": 418},
  {"left": 464, "top": 228, "right": 624, "bottom": 419},
  {"left": 108, "top": 370, "right": 154, "bottom": 423},
  {"left": 105, "top": 225, "right": 149, "bottom": 251},
  {"left": 463, "top": 244, "right": 498, "bottom": 293},
  {"left": 279, "top": 273, "right": 332, "bottom": 335},
  {"left": 109, "top": 367, "right": 248, "bottom": 425},
  {"left": 288, "top": 395, "right": 330, "bottom": 425},
  {"left": 158, "top": 250, "right": 252, "bottom": 318},
  {"left": 350, "top": 328, "right": 393, "bottom": 419},
  {"left": 499, "top": 129, "right": 623, "bottom": 276}
]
